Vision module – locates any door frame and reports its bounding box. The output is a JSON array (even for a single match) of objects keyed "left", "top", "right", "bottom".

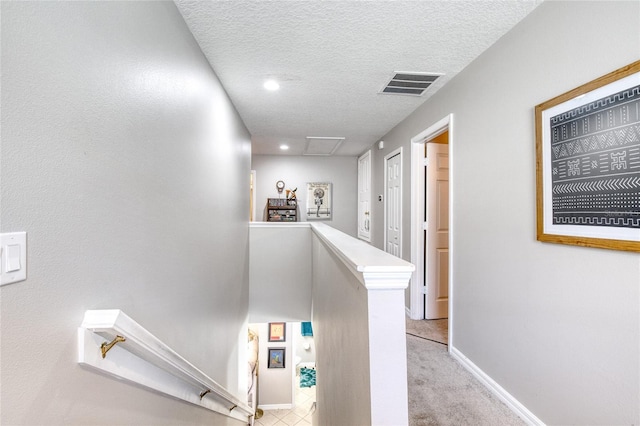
[
  {"left": 409, "top": 114, "right": 454, "bottom": 347},
  {"left": 384, "top": 147, "right": 403, "bottom": 257},
  {"left": 250, "top": 170, "right": 257, "bottom": 222},
  {"left": 357, "top": 150, "right": 372, "bottom": 242}
]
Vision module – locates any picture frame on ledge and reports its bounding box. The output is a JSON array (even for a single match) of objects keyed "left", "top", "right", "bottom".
[{"left": 535, "top": 60, "right": 640, "bottom": 252}]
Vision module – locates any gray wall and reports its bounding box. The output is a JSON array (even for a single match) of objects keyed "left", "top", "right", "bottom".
[
  {"left": 311, "top": 235, "right": 372, "bottom": 426},
  {"left": 251, "top": 322, "right": 294, "bottom": 407},
  {"left": 1, "top": 2, "right": 250, "bottom": 424},
  {"left": 249, "top": 225, "right": 312, "bottom": 323},
  {"left": 252, "top": 155, "right": 358, "bottom": 236},
  {"left": 368, "top": 1, "right": 640, "bottom": 424}
]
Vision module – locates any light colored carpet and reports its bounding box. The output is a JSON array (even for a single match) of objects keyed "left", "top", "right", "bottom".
[
  {"left": 406, "top": 320, "right": 525, "bottom": 426},
  {"left": 406, "top": 318, "right": 448, "bottom": 345}
]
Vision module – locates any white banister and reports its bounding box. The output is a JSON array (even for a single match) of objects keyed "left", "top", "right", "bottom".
[
  {"left": 250, "top": 222, "right": 415, "bottom": 424},
  {"left": 310, "top": 222, "right": 414, "bottom": 281},
  {"left": 78, "top": 309, "right": 253, "bottom": 423},
  {"left": 309, "top": 222, "right": 415, "bottom": 425}
]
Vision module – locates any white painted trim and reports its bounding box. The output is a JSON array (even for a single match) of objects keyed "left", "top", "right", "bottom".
[
  {"left": 409, "top": 114, "right": 453, "bottom": 322},
  {"left": 290, "top": 322, "right": 297, "bottom": 410},
  {"left": 78, "top": 310, "right": 252, "bottom": 423},
  {"left": 362, "top": 271, "right": 414, "bottom": 290},
  {"left": 409, "top": 141, "right": 425, "bottom": 320},
  {"left": 449, "top": 346, "right": 545, "bottom": 426},
  {"left": 357, "top": 149, "right": 372, "bottom": 242},
  {"left": 251, "top": 170, "right": 257, "bottom": 222},
  {"left": 383, "top": 147, "right": 403, "bottom": 258},
  {"left": 259, "top": 404, "right": 294, "bottom": 410},
  {"left": 310, "top": 222, "right": 414, "bottom": 289},
  {"left": 250, "top": 222, "right": 310, "bottom": 229},
  {"left": 447, "top": 115, "right": 455, "bottom": 349},
  {"left": 411, "top": 115, "right": 451, "bottom": 144}
]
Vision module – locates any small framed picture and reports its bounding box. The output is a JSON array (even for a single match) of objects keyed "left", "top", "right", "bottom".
[
  {"left": 268, "top": 348, "right": 285, "bottom": 368},
  {"left": 268, "top": 322, "right": 286, "bottom": 342}
]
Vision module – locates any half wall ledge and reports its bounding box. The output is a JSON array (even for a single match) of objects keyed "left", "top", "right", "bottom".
[{"left": 309, "top": 222, "right": 415, "bottom": 289}]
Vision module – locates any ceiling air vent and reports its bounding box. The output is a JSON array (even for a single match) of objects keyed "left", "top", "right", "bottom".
[
  {"left": 379, "top": 72, "right": 442, "bottom": 96},
  {"left": 304, "top": 137, "right": 345, "bottom": 156}
]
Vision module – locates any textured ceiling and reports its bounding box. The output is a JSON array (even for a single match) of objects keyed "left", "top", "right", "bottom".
[{"left": 175, "top": 1, "right": 542, "bottom": 156}]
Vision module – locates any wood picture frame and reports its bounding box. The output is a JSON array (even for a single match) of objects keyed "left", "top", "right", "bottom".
[
  {"left": 268, "top": 322, "right": 286, "bottom": 342},
  {"left": 267, "top": 348, "right": 285, "bottom": 368},
  {"left": 535, "top": 60, "right": 640, "bottom": 252}
]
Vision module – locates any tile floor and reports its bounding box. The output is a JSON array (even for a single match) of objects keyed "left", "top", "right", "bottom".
[{"left": 255, "top": 379, "right": 316, "bottom": 426}]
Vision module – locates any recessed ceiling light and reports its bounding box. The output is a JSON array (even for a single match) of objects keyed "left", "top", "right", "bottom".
[
  {"left": 280, "top": 144, "right": 289, "bottom": 150},
  {"left": 264, "top": 80, "right": 280, "bottom": 91}
]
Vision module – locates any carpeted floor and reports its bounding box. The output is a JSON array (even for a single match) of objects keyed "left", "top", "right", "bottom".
[
  {"left": 406, "top": 318, "right": 525, "bottom": 426},
  {"left": 406, "top": 317, "right": 448, "bottom": 345}
]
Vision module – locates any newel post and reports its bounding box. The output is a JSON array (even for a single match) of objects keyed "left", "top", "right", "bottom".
[{"left": 362, "top": 271, "right": 413, "bottom": 426}]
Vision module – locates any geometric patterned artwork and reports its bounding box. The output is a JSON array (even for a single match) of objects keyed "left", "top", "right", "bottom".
[
  {"left": 550, "top": 84, "right": 640, "bottom": 229},
  {"left": 536, "top": 60, "right": 640, "bottom": 251}
]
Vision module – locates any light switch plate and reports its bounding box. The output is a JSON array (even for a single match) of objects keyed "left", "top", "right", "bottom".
[{"left": 1, "top": 232, "right": 27, "bottom": 286}]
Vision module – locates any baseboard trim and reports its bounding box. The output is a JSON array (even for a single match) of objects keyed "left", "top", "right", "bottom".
[
  {"left": 449, "top": 346, "right": 545, "bottom": 426},
  {"left": 258, "top": 403, "right": 294, "bottom": 410}
]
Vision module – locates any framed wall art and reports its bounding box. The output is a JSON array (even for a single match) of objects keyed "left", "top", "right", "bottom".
[
  {"left": 268, "top": 322, "right": 286, "bottom": 342},
  {"left": 535, "top": 60, "right": 640, "bottom": 252},
  {"left": 306, "top": 182, "right": 332, "bottom": 220},
  {"left": 267, "top": 348, "right": 285, "bottom": 368}
]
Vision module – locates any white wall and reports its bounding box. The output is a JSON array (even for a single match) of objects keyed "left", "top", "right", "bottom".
[
  {"left": 252, "top": 155, "right": 358, "bottom": 236},
  {"left": 369, "top": 1, "right": 640, "bottom": 424},
  {"left": 1, "top": 2, "right": 250, "bottom": 424}
]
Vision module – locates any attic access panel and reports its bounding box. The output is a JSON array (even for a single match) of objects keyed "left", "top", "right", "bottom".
[{"left": 304, "top": 137, "right": 345, "bottom": 156}]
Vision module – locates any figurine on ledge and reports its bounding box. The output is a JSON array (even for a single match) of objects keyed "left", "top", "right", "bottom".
[{"left": 286, "top": 187, "right": 297, "bottom": 206}]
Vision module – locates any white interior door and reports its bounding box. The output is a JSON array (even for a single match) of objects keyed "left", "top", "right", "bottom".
[
  {"left": 425, "top": 142, "right": 449, "bottom": 319},
  {"left": 357, "top": 150, "right": 372, "bottom": 242},
  {"left": 385, "top": 149, "right": 402, "bottom": 257}
]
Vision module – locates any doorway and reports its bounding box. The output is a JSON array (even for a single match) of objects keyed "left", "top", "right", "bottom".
[
  {"left": 250, "top": 170, "right": 257, "bottom": 222},
  {"left": 357, "top": 150, "right": 372, "bottom": 242},
  {"left": 424, "top": 140, "right": 449, "bottom": 319},
  {"left": 384, "top": 148, "right": 403, "bottom": 257},
  {"left": 249, "top": 321, "right": 316, "bottom": 415},
  {"left": 410, "top": 115, "right": 453, "bottom": 347}
]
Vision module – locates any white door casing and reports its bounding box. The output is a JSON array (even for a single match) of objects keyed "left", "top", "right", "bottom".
[
  {"left": 409, "top": 114, "right": 453, "bottom": 346},
  {"left": 358, "top": 150, "right": 372, "bottom": 242},
  {"left": 384, "top": 148, "right": 402, "bottom": 257},
  {"left": 425, "top": 142, "right": 449, "bottom": 319},
  {"left": 250, "top": 170, "right": 257, "bottom": 222}
]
